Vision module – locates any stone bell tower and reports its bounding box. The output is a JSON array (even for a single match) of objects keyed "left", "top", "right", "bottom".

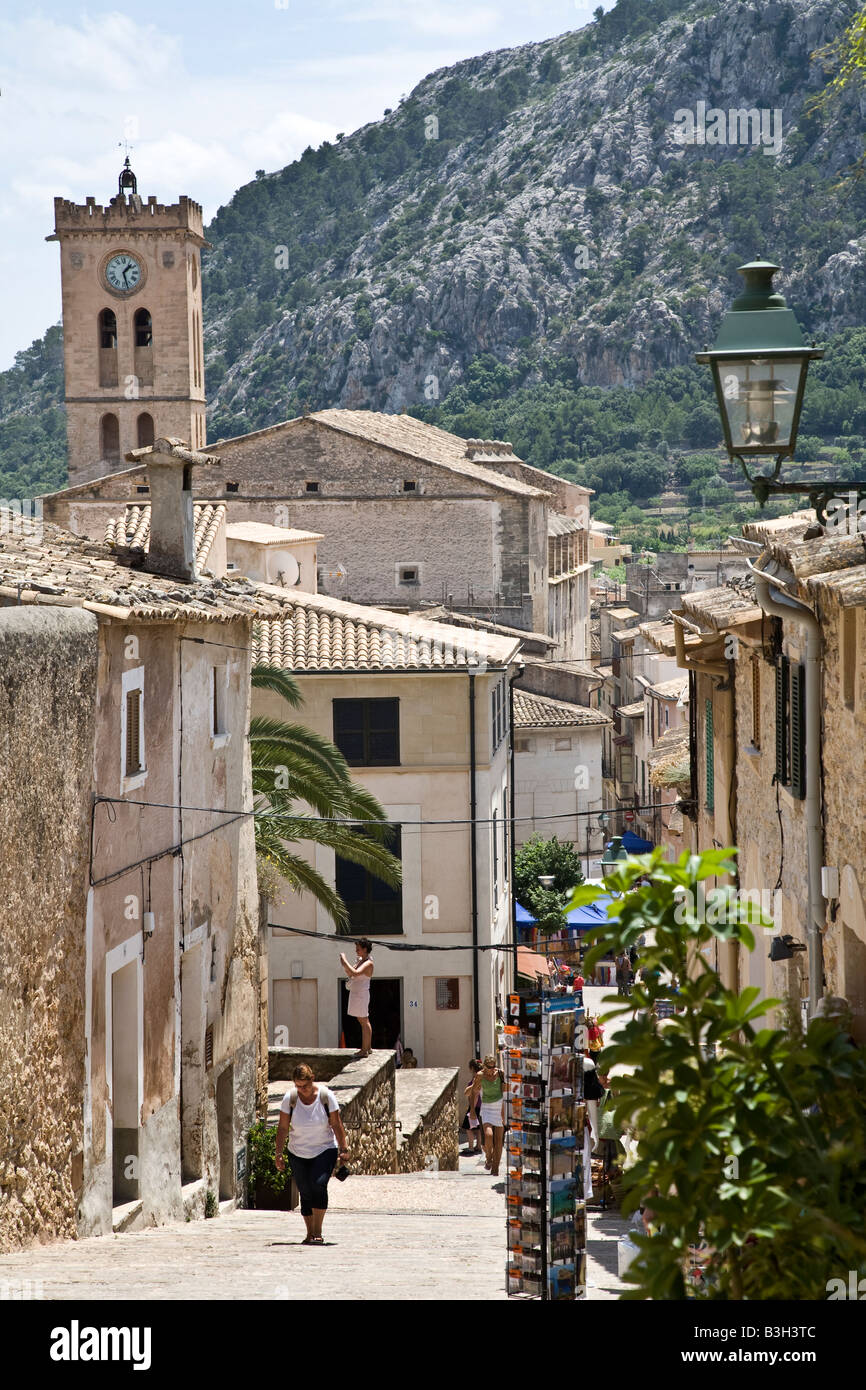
[{"left": 47, "top": 158, "right": 209, "bottom": 488}]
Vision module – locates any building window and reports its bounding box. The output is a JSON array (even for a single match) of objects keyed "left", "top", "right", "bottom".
[
  {"left": 554, "top": 737, "right": 572, "bottom": 751},
  {"left": 137, "top": 413, "right": 154, "bottom": 449},
  {"left": 134, "top": 308, "right": 152, "bottom": 347},
  {"left": 121, "top": 666, "right": 146, "bottom": 789},
  {"left": 402, "top": 480, "right": 417, "bottom": 492},
  {"left": 751, "top": 656, "right": 761, "bottom": 748},
  {"left": 492, "top": 808, "right": 499, "bottom": 908},
  {"left": 125, "top": 689, "right": 142, "bottom": 776},
  {"left": 515, "top": 737, "right": 532, "bottom": 753},
  {"left": 305, "top": 481, "right": 320, "bottom": 493},
  {"left": 398, "top": 566, "right": 419, "bottom": 585},
  {"left": 333, "top": 698, "right": 400, "bottom": 766},
  {"left": 843, "top": 609, "right": 858, "bottom": 711},
  {"left": 335, "top": 825, "right": 402, "bottom": 934},
  {"left": 705, "top": 698, "right": 714, "bottom": 811},
  {"left": 226, "top": 481, "right": 239, "bottom": 494},
  {"left": 101, "top": 413, "right": 120, "bottom": 462},
  {"left": 502, "top": 792, "right": 509, "bottom": 888},
  {"left": 789, "top": 663, "right": 806, "bottom": 800},
  {"left": 491, "top": 677, "right": 508, "bottom": 755},
  {"left": 435, "top": 978, "right": 460, "bottom": 1010},
  {"left": 212, "top": 666, "right": 225, "bottom": 738},
  {"left": 136, "top": 485, "right": 150, "bottom": 494},
  {"left": 99, "top": 308, "right": 117, "bottom": 349}
]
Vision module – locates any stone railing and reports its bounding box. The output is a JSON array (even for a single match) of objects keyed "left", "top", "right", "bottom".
[{"left": 395, "top": 1069, "right": 460, "bottom": 1173}]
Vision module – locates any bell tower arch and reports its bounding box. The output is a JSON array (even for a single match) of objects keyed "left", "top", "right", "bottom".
[{"left": 47, "top": 159, "right": 210, "bottom": 487}]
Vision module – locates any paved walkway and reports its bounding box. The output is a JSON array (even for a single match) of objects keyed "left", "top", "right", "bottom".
[{"left": 0, "top": 1158, "right": 628, "bottom": 1301}]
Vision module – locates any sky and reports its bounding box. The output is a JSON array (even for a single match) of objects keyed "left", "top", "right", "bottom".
[{"left": 0, "top": 0, "right": 610, "bottom": 371}]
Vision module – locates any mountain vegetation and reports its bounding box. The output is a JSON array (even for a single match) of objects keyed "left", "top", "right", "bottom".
[{"left": 2, "top": 0, "right": 865, "bottom": 547}]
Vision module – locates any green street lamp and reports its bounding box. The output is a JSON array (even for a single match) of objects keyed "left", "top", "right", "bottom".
[
  {"left": 600, "top": 834, "right": 628, "bottom": 880},
  {"left": 696, "top": 260, "right": 835, "bottom": 515}
]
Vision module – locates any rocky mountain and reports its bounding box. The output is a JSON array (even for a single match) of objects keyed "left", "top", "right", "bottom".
[{"left": 1, "top": 0, "right": 864, "bottom": 496}]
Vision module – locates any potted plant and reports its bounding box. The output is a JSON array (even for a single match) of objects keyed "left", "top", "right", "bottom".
[{"left": 247, "top": 1119, "right": 297, "bottom": 1211}]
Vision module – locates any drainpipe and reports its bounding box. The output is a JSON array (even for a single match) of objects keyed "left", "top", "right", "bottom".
[
  {"left": 749, "top": 555, "right": 824, "bottom": 1015},
  {"left": 468, "top": 671, "right": 481, "bottom": 1059},
  {"left": 508, "top": 666, "right": 522, "bottom": 1005}
]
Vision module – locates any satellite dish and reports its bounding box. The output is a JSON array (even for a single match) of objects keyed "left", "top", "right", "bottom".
[{"left": 276, "top": 554, "right": 300, "bottom": 587}]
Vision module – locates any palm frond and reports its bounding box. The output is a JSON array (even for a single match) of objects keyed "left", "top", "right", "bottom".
[
  {"left": 256, "top": 842, "right": 349, "bottom": 928},
  {"left": 251, "top": 663, "right": 303, "bottom": 709}
]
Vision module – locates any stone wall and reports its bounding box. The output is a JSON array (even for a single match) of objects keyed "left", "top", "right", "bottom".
[
  {"left": 0, "top": 607, "right": 98, "bottom": 1251},
  {"left": 268, "top": 1048, "right": 397, "bottom": 1174},
  {"left": 396, "top": 1069, "right": 460, "bottom": 1174}
]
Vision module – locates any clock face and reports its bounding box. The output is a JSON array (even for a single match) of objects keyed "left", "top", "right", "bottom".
[{"left": 104, "top": 253, "right": 142, "bottom": 294}]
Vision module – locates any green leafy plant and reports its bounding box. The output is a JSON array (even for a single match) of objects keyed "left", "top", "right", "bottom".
[
  {"left": 569, "top": 849, "right": 866, "bottom": 1300},
  {"left": 514, "top": 834, "right": 584, "bottom": 932},
  {"left": 247, "top": 1118, "right": 292, "bottom": 1200},
  {"left": 204, "top": 1189, "right": 218, "bottom": 1219}
]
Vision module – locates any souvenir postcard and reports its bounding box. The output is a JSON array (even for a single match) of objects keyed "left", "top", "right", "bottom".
[
  {"left": 548, "top": 1052, "right": 575, "bottom": 1093},
  {"left": 574, "top": 1206, "right": 586, "bottom": 1249},
  {"left": 549, "top": 1134, "right": 577, "bottom": 1177},
  {"left": 548, "top": 1094, "right": 573, "bottom": 1135},
  {"left": 573, "top": 1101, "right": 586, "bottom": 1145},
  {"left": 548, "top": 1007, "right": 575, "bottom": 1050},
  {"left": 549, "top": 1263, "right": 576, "bottom": 1301},
  {"left": 549, "top": 1177, "right": 576, "bottom": 1219},
  {"left": 549, "top": 1220, "right": 575, "bottom": 1264}
]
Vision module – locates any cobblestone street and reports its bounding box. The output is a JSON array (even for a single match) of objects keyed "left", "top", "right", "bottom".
[{"left": 0, "top": 1157, "right": 627, "bottom": 1301}]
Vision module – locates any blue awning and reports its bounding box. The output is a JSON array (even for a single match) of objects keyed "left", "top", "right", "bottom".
[
  {"left": 622, "top": 829, "right": 653, "bottom": 853},
  {"left": 515, "top": 895, "right": 619, "bottom": 930}
]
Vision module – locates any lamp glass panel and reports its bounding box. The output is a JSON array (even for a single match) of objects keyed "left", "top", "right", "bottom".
[{"left": 719, "top": 357, "right": 805, "bottom": 451}]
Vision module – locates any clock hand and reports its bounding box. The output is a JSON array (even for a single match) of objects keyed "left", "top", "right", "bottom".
[{"left": 122, "top": 264, "right": 130, "bottom": 286}]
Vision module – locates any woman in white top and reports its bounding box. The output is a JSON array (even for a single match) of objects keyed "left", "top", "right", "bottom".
[
  {"left": 275, "top": 1064, "right": 349, "bottom": 1244},
  {"left": 340, "top": 938, "right": 374, "bottom": 1057}
]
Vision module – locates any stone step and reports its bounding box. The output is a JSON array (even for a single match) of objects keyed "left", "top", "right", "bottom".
[{"left": 111, "top": 1199, "right": 143, "bottom": 1234}]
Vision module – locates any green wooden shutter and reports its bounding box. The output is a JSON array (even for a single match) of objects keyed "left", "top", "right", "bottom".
[
  {"left": 705, "top": 698, "right": 714, "bottom": 811},
  {"left": 790, "top": 663, "right": 806, "bottom": 799},
  {"left": 775, "top": 655, "right": 788, "bottom": 785}
]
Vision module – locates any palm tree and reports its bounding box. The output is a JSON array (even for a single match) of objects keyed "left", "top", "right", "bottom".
[{"left": 250, "top": 664, "right": 401, "bottom": 929}]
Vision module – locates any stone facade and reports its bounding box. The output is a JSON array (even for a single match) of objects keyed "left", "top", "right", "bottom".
[
  {"left": 48, "top": 174, "right": 208, "bottom": 487},
  {"left": 0, "top": 608, "right": 98, "bottom": 1250},
  {"left": 646, "top": 523, "right": 866, "bottom": 1035}
]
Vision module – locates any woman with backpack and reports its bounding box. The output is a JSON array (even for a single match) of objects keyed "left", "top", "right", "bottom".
[
  {"left": 274, "top": 1064, "right": 349, "bottom": 1245},
  {"left": 471, "top": 1054, "right": 506, "bottom": 1177}
]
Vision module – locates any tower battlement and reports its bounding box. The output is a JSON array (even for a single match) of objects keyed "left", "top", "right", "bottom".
[{"left": 50, "top": 193, "right": 206, "bottom": 244}]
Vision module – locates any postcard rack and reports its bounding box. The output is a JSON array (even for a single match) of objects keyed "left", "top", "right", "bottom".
[{"left": 504, "top": 987, "right": 588, "bottom": 1300}]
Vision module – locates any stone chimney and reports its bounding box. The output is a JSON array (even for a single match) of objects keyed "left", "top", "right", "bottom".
[{"left": 124, "top": 437, "right": 221, "bottom": 580}]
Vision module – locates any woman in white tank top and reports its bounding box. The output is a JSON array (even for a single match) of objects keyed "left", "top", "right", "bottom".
[{"left": 340, "top": 938, "right": 374, "bottom": 1057}]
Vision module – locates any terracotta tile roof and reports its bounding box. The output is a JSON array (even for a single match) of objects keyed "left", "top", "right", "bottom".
[
  {"left": 648, "top": 725, "right": 691, "bottom": 791},
  {"left": 0, "top": 508, "right": 281, "bottom": 624},
  {"left": 513, "top": 690, "right": 610, "bottom": 729},
  {"left": 647, "top": 675, "right": 689, "bottom": 700},
  {"left": 105, "top": 503, "right": 226, "bottom": 570},
  {"left": 225, "top": 521, "right": 323, "bottom": 545},
  {"left": 252, "top": 589, "right": 521, "bottom": 672},
  {"left": 679, "top": 586, "right": 763, "bottom": 630},
  {"left": 548, "top": 513, "right": 586, "bottom": 537},
  {"left": 617, "top": 700, "right": 645, "bottom": 718}
]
